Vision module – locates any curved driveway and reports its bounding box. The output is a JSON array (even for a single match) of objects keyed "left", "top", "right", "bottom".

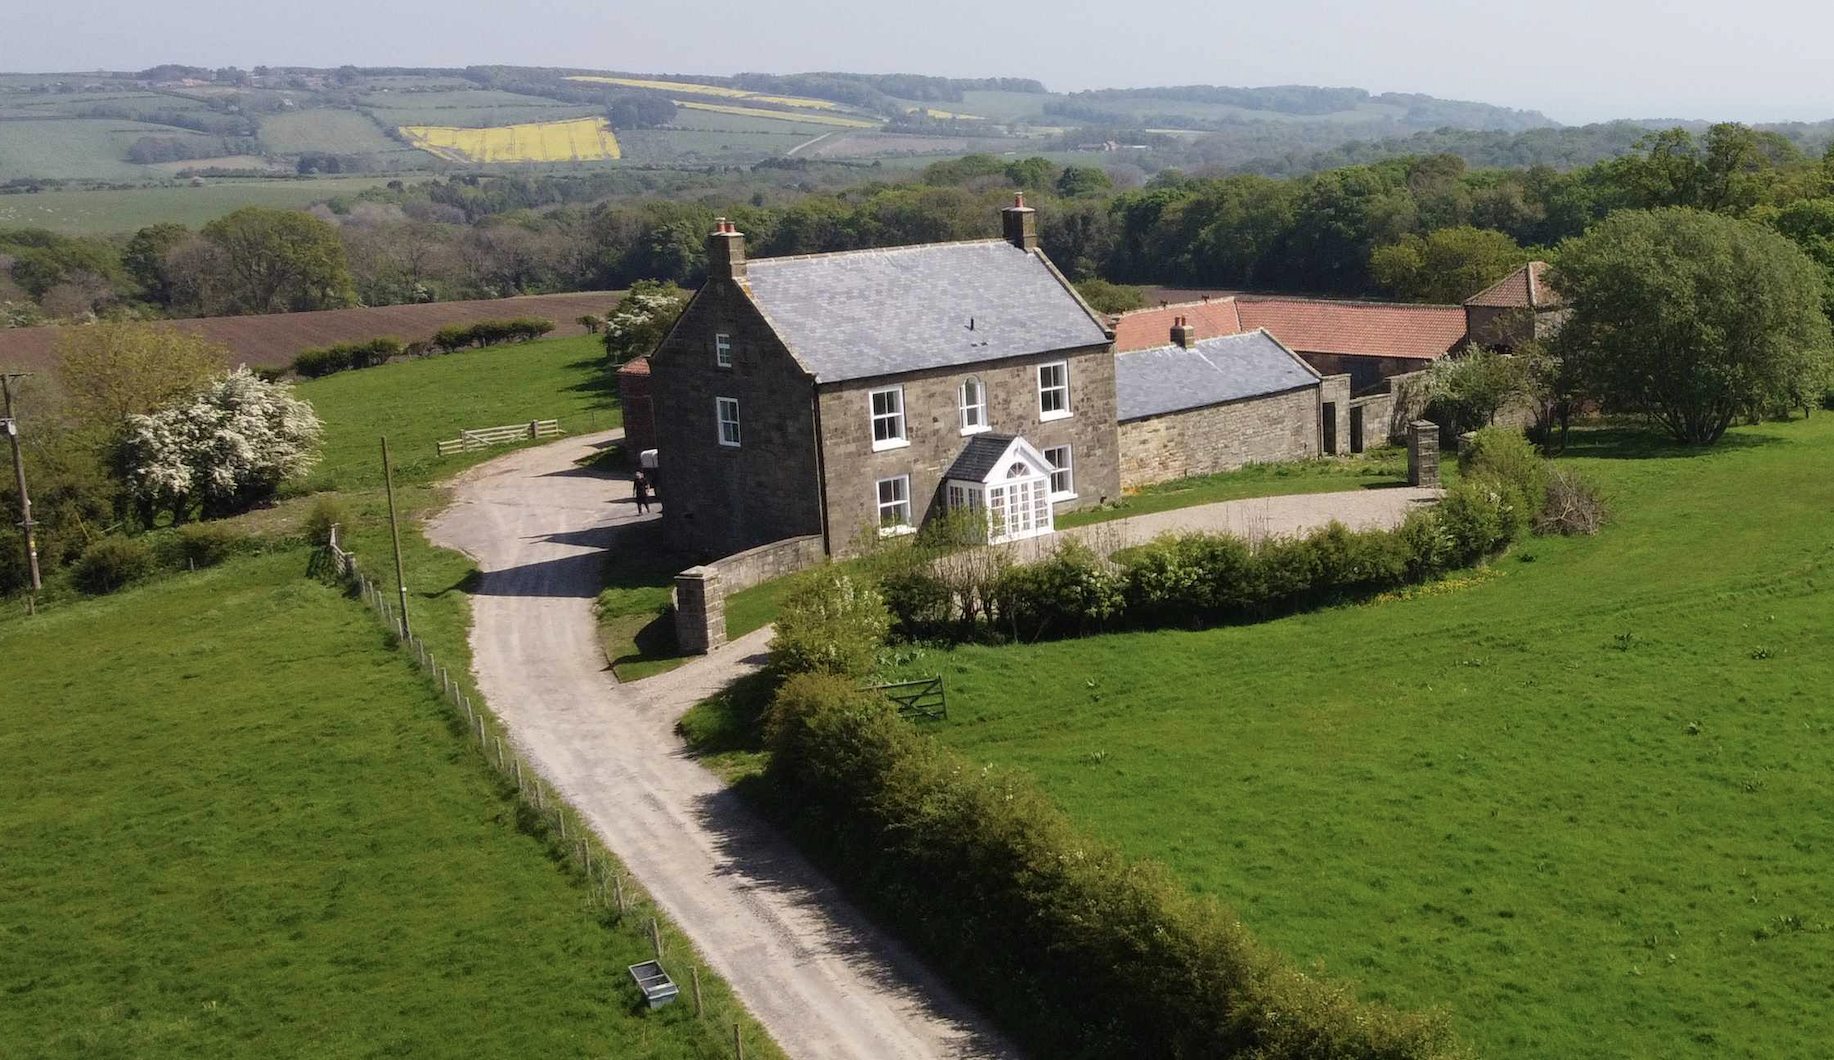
[{"left": 424, "top": 430, "right": 1017, "bottom": 1060}]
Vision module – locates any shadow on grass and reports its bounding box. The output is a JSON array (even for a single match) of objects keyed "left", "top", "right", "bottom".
[
  {"left": 677, "top": 670, "right": 778, "bottom": 760},
  {"left": 1559, "top": 424, "right": 1785, "bottom": 461},
  {"left": 562, "top": 357, "right": 621, "bottom": 408}
]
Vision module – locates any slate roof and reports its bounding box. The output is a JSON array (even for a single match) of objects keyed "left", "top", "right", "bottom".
[
  {"left": 1115, "top": 329, "right": 1319, "bottom": 421},
  {"left": 1112, "top": 298, "right": 1245, "bottom": 351},
  {"left": 1235, "top": 297, "right": 1466, "bottom": 360},
  {"left": 1464, "top": 261, "right": 1557, "bottom": 308},
  {"left": 945, "top": 432, "right": 1019, "bottom": 481},
  {"left": 742, "top": 240, "right": 1112, "bottom": 382}
]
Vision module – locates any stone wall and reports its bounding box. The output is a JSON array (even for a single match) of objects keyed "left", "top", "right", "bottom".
[
  {"left": 816, "top": 344, "right": 1121, "bottom": 555},
  {"left": 652, "top": 277, "right": 825, "bottom": 561},
  {"left": 1349, "top": 368, "right": 1430, "bottom": 448},
  {"left": 1320, "top": 374, "right": 1351, "bottom": 456},
  {"left": 1117, "top": 385, "right": 1320, "bottom": 490},
  {"left": 671, "top": 533, "right": 826, "bottom": 654},
  {"left": 1297, "top": 351, "right": 1435, "bottom": 394}
]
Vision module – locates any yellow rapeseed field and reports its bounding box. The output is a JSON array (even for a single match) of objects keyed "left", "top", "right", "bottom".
[
  {"left": 674, "top": 101, "right": 879, "bottom": 128},
  {"left": 398, "top": 117, "right": 621, "bottom": 163},
  {"left": 565, "top": 75, "right": 843, "bottom": 111}
]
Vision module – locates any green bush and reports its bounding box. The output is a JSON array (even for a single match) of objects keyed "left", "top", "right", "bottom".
[
  {"left": 302, "top": 495, "right": 349, "bottom": 547},
  {"left": 170, "top": 523, "right": 253, "bottom": 569},
  {"left": 768, "top": 570, "right": 891, "bottom": 678},
  {"left": 762, "top": 667, "right": 1472, "bottom": 1060},
  {"left": 431, "top": 323, "right": 473, "bottom": 353},
  {"left": 293, "top": 345, "right": 352, "bottom": 378},
  {"left": 72, "top": 536, "right": 154, "bottom": 595},
  {"left": 994, "top": 539, "right": 1123, "bottom": 639},
  {"left": 879, "top": 566, "right": 954, "bottom": 642},
  {"left": 1460, "top": 425, "right": 1548, "bottom": 514},
  {"left": 1437, "top": 477, "right": 1516, "bottom": 559}
]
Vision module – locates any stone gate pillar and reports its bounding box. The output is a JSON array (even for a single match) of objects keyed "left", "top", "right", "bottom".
[
  {"left": 1407, "top": 420, "right": 1440, "bottom": 487},
  {"left": 673, "top": 566, "right": 726, "bottom": 655}
]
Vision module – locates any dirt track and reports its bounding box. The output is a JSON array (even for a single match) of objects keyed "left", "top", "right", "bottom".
[{"left": 423, "top": 430, "right": 1018, "bottom": 1060}]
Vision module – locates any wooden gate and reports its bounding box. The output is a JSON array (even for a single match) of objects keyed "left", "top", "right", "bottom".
[{"left": 869, "top": 677, "right": 947, "bottom": 720}]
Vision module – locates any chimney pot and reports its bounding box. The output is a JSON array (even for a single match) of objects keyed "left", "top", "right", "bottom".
[
  {"left": 1000, "top": 193, "right": 1038, "bottom": 251},
  {"left": 1171, "top": 315, "right": 1197, "bottom": 349},
  {"left": 708, "top": 219, "right": 746, "bottom": 281}
]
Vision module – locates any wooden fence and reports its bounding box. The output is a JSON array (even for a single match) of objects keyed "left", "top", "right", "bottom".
[
  {"left": 320, "top": 525, "right": 768, "bottom": 1058},
  {"left": 870, "top": 676, "right": 948, "bottom": 720},
  {"left": 435, "top": 418, "right": 562, "bottom": 457}
]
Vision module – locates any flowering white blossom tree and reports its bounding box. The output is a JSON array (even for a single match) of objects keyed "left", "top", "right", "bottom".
[
  {"left": 601, "top": 280, "right": 689, "bottom": 365},
  {"left": 118, "top": 367, "right": 323, "bottom": 524}
]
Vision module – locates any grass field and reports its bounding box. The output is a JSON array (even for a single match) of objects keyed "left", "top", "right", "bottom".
[
  {"left": 360, "top": 89, "right": 601, "bottom": 129},
  {"left": 565, "top": 76, "right": 844, "bottom": 112},
  {"left": 400, "top": 117, "right": 622, "bottom": 163},
  {"left": 672, "top": 101, "right": 878, "bottom": 129},
  {"left": 0, "top": 549, "right": 777, "bottom": 1059},
  {"left": 0, "top": 177, "right": 405, "bottom": 235},
  {"left": 615, "top": 128, "right": 817, "bottom": 162},
  {"left": 0, "top": 118, "right": 220, "bottom": 181},
  {"left": 257, "top": 108, "right": 410, "bottom": 157},
  {"left": 870, "top": 418, "right": 1834, "bottom": 1059}
]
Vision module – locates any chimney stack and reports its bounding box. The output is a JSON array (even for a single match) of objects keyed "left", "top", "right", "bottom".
[
  {"left": 708, "top": 217, "right": 746, "bottom": 281},
  {"left": 1171, "top": 315, "right": 1196, "bottom": 349},
  {"left": 1001, "top": 192, "right": 1038, "bottom": 251}
]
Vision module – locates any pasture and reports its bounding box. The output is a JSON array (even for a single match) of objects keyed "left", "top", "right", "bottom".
[
  {"left": 0, "top": 118, "right": 219, "bottom": 181},
  {"left": 672, "top": 101, "right": 878, "bottom": 129},
  {"left": 355, "top": 88, "right": 600, "bottom": 127},
  {"left": 887, "top": 417, "right": 1834, "bottom": 1059},
  {"left": 564, "top": 76, "right": 845, "bottom": 112},
  {"left": 0, "top": 176, "right": 404, "bottom": 235},
  {"left": 256, "top": 108, "right": 411, "bottom": 157},
  {"left": 399, "top": 116, "right": 622, "bottom": 163},
  {"left": 0, "top": 549, "right": 774, "bottom": 1059}
]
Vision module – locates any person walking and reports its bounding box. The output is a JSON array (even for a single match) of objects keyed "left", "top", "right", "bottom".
[{"left": 633, "top": 472, "right": 652, "bottom": 514}]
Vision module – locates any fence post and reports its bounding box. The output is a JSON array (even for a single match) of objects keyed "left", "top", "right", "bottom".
[
  {"left": 614, "top": 870, "right": 626, "bottom": 914},
  {"left": 650, "top": 917, "right": 662, "bottom": 958},
  {"left": 528, "top": 419, "right": 538, "bottom": 439},
  {"left": 734, "top": 1023, "right": 744, "bottom": 1060},
  {"left": 692, "top": 966, "right": 704, "bottom": 1017},
  {"left": 513, "top": 757, "right": 522, "bottom": 789}
]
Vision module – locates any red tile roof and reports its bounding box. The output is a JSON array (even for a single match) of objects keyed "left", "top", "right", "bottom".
[
  {"left": 1235, "top": 297, "right": 1467, "bottom": 361},
  {"left": 1112, "top": 298, "right": 1244, "bottom": 351},
  {"left": 1464, "top": 262, "right": 1557, "bottom": 308},
  {"left": 617, "top": 355, "right": 651, "bottom": 376}
]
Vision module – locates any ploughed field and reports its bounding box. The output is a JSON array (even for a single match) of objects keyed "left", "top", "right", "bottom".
[{"left": 901, "top": 417, "right": 1834, "bottom": 1059}]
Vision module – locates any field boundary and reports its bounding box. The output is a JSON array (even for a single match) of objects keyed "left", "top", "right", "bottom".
[
  {"left": 321, "top": 527, "right": 778, "bottom": 1059},
  {"left": 436, "top": 418, "right": 562, "bottom": 457}
]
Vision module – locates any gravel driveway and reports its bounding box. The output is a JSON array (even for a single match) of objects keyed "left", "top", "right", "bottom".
[{"left": 424, "top": 430, "right": 1018, "bottom": 1060}]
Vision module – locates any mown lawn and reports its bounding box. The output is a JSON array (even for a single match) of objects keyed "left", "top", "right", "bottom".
[
  {"left": 1056, "top": 445, "right": 1413, "bottom": 528},
  {"left": 0, "top": 551, "right": 775, "bottom": 1059},
  {"left": 883, "top": 417, "right": 1834, "bottom": 1059}
]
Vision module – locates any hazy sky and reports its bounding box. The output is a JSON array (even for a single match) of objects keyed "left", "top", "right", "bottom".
[{"left": 7, "top": 0, "right": 1832, "bottom": 126}]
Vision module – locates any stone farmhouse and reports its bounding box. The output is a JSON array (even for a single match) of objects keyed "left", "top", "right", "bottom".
[{"left": 624, "top": 202, "right": 1554, "bottom": 562}]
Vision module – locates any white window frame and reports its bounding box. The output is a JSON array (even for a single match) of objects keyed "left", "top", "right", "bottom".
[
  {"left": 869, "top": 385, "right": 908, "bottom": 451},
  {"left": 1044, "top": 444, "right": 1075, "bottom": 501},
  {"left": 959, "top": 376, "right": 989, "bottom": 435},
  {"left": 715, "top": 396, "right": 741, "bottom": 448},
  {"left": 876, "top": 474, "right": 914, "bottom": 535},
  {"left": 1038, "top": 361, "right": 1071, "bottom": 421},
  {"left": 714, "top": 333, "right": 733, "bottom": 368}
]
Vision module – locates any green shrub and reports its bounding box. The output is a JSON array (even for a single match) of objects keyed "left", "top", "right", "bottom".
[
  {"left": 995, "top": 539, "right": 1123, "bottom": 639},
  {"left": 1460, "top": 425, "right": 1548, "bottom": 513},
  {"left": 1437, "top": 477, "right": 1516, "bottom": 559},
  {"left": 431, "top": 323, "right": 473, "bottom": 353},
  {"left": 72, "top": 536, "right": 154, "bottom": 594},
  {"left": 768, "top": 570, "right": 891, "bottom": 678},
  {"left": 879, "top": 566, "right": 954, "bottom": 641},
  {"left": 302, "top": 495, "right": 349, "bottom": 546},
  {"left": 171, "top": 523, "right": 252, "bottom": 569},
  {"left": 293, "top": 345, "right": 352, "bottom": 378},
  {"left": 762, "top": 666, "right": 1472, "bottom": 1060}
]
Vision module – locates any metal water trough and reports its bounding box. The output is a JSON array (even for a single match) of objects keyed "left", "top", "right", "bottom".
[{"left": 628, "top": 960, "right": 680, "bottom": 1009}]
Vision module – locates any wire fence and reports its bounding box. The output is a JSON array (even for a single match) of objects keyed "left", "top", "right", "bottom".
[{"left": 324, "top": 526, "right": 769, "bottom": 1058}]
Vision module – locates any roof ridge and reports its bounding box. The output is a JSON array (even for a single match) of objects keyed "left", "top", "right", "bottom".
[
  {"left": 1117, "top": 296, "right": 1238, "bottom": 316},
  {"left": 1116, "top": 328, "right": 1273, "bottom": 357},
  {"left": 1240, "top": 295, "right": 1462, "bottom": 311},
  {"left": 749, "top": 238, "right": 1008, "bottom": 267}
]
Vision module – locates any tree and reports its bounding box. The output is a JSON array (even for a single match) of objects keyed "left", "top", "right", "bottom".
[
  {"left": 1553, "top": 208, "right": 1834, "bottom": 444},
  {"left": 1004, "top": 156, "right": 1056, "bottom": 192},
  {"left": 121, "top": 222, "right": 190, "bottom": 306},
  {"left": 601, "top": 280, "right": 690, "bottom": 364},
  {"left": 1370, "top": 226, "right": 1528, "bottom": 303},
  {"left": 198, "top": 207, "right": 354, "bottom": 314},
  {"left": 1423, "top": 345, "right": 1529, "bottom": 436},
  {"left": 1055, "top": 165, "right": 1114, "bottom": 198},
  {"left": 116, "top": 367, "right": 322, "bottom": 524},
  {"left": 55, "top": 322, "right": 229, "bottom": 431}
]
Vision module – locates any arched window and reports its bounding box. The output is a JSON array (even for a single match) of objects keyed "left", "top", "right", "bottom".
[{"left": 959, "top": 377, "right": 988, "bottom": 433}]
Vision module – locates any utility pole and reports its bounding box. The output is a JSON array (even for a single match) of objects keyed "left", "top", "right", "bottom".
[
  {"left": 381, "top": 435, "right": 410, "bottom": 638},
  {"left": 2, "top": 373, "right": 41, "bottom": 604}
]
